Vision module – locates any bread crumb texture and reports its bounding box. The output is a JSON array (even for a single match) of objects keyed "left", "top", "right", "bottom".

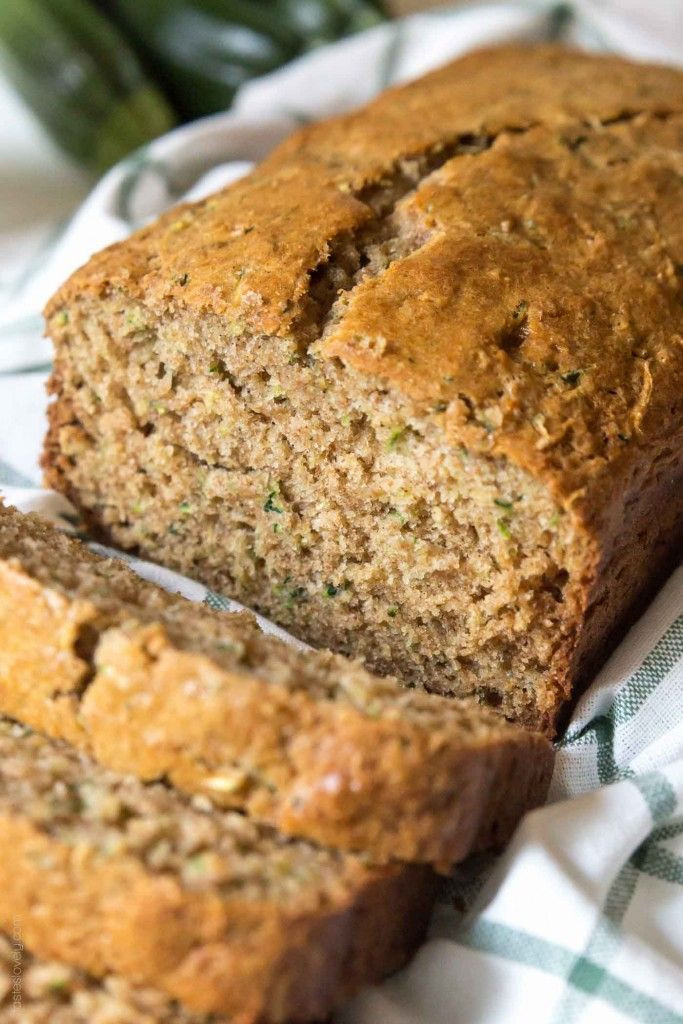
[
  {"left": 0, "top": 929, "right": 218, "bottom": 1023},
  {"left": 0, "top": 717, "right": 437, "bottom": 1021},
  {"left": 0, "top": 503, "right": 553, "bottom": 869},
  {"left": 44, "top": 46, "right": 683, "bottom": 734}
]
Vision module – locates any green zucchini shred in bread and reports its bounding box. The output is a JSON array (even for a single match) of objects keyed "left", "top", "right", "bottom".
[
  {"left": 42, "top": 46, "right": 683, "bottom": 736},
  {"left": 0, "top": 718, "right": 436, "bottom": 1022},
  {"left": 0, "top": 502, "right": 553, "bottom": 871}
]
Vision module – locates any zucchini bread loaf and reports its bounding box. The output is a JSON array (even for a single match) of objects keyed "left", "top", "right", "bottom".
[
  {"left": 0, "top": 718, "right": 436, "bottom": 1022},
  {"left": 0, "top": 502, "right": 552, "bottom": 870},
  {"left": 43, "top": 45, "right": 683, "bottom": 734}
]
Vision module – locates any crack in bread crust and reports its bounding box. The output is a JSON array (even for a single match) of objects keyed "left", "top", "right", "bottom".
[{"left": 43, "top": 46, "right": 683, "bottom": 734}]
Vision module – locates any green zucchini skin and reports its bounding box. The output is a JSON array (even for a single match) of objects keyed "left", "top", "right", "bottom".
[
  {"left": 0, "top": 0, "right": 386, "bottom": 170},
  {"left": 0, "top": 0, "right": 176, "bottom": 172},
  {"left": 96, "top": 0, "right": 387, "bottom": 119}
]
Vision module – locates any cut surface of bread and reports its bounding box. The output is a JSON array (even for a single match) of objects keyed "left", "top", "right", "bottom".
[
  {"left": 0, "top": 718, "right": 436, "bottom": 1022},
  {"left": 0, "top": 931, "right": 216, "bottom": 1023},
  {"left": 43, "top": 46, "right": 683, "bottom": 734},
  {"left": 0, "top": 502, "right": 553, "bottom": 870}
]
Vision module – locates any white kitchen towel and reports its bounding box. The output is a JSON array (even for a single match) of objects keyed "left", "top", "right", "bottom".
[{"left": 0, "top": 3, "right": 681, "bottom": 1022}]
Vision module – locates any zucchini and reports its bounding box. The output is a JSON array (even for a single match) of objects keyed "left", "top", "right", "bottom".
[
  {"left": 0, "top": 0, "right": 175, "bottom": 172},
  {"left": 98, "top": 0, "right": 386, "bottom": 119},
  {"left": 0, "top": 0, "right": 386, "bottom": 169}
]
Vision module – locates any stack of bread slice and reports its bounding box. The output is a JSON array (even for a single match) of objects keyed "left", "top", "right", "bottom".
[{"left": 0, "top": 501, "right": 552, "bottom": 1022}]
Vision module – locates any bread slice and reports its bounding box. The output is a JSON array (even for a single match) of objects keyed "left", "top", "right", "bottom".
[
  {"left": 0, "top": 502, "right": 552, "bottom": 870},
  {"left": 0, "top": 717, "right": 436, "bottom": 1021},
  {"left": 43, "top": 46, "right": 683, "bottom": 735},
  {"left": 0, "top": 930, "right": 216, "bottom": 1023}
]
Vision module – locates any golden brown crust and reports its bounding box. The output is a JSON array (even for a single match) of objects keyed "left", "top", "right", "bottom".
[
  {"left": 43, "top": 45, "right": 683, "bottom": 734},
  {"left": 45, "top": 44, "right": 683, "bottom": 536},
  {"left": 0, "top": 504, "right": 553, "bottom": 870},
  {"left": 83, "top": 625, "right": 552, "bottom": 869},
  {"left": 322, "top": 115, "right": 683, "bottom": 506},
  {"left": 46, "top": 46, "right": 683, "bottom": 506},
  {"left": 46, "top": 45, "right": 682, "bottom": 331}
]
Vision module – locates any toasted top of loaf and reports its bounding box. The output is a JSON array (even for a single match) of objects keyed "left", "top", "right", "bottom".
[
  {"left": 47, "top": 45, "right": 683, "bottom": 516},
  {"left": 0, "top": 502, "right": 553, "bottom": 869}
]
